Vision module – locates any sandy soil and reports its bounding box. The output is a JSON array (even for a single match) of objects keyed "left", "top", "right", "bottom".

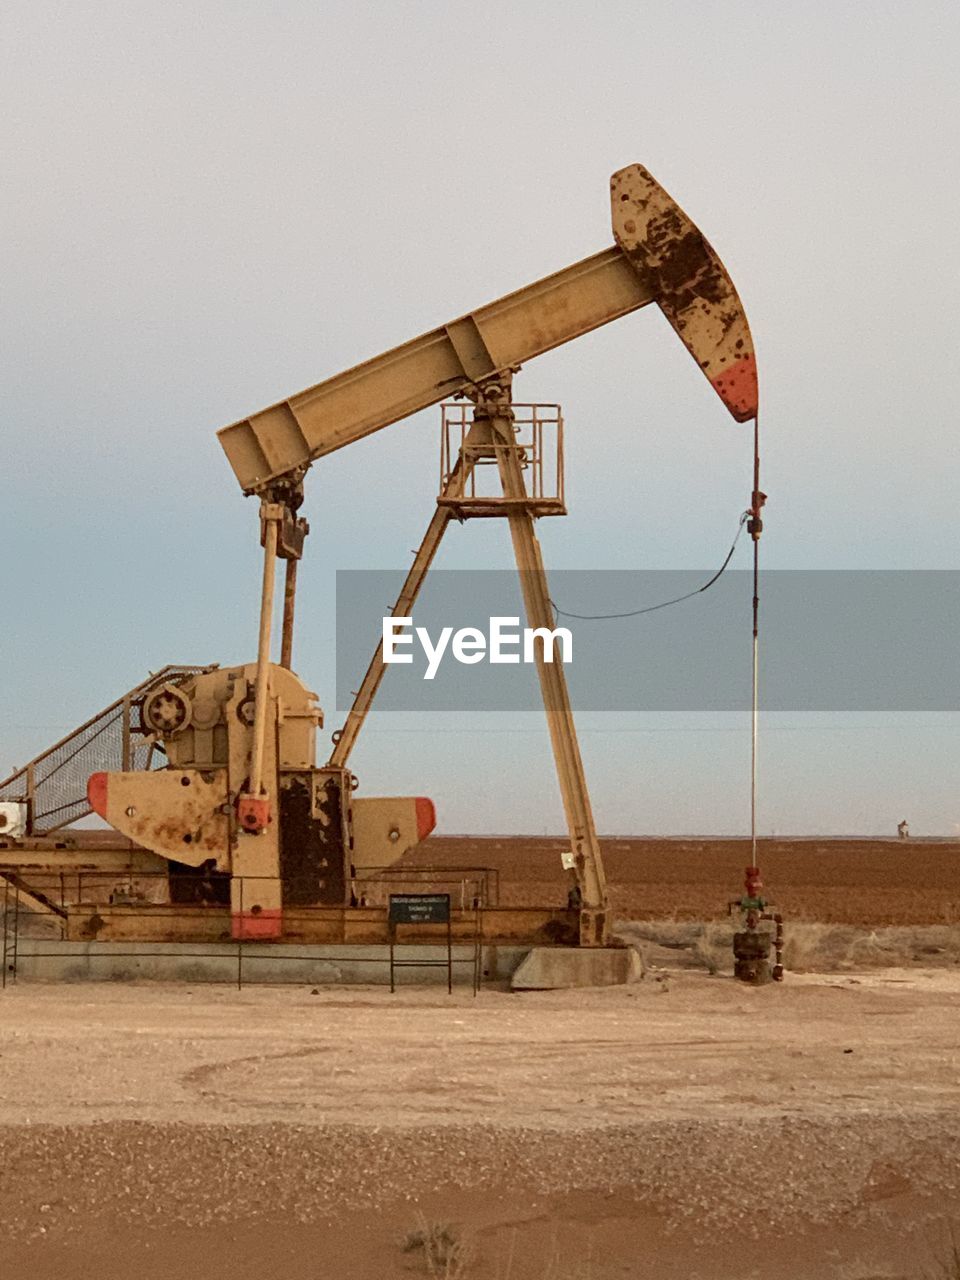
[
  {"left": 2, "top": 969, "right": 960, "bottom": 1278},
  {"left": 406, "top": 835, "right": 960, "bottom": 925}
]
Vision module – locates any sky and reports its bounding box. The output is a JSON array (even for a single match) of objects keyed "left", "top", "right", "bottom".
[{"left": 2, "top": 0, "right": 959, "bottom": 835}]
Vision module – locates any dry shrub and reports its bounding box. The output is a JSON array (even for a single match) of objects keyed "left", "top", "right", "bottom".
[
  {"left": 690, "top": 920, "right": 735, "bottom": 975},
  {"left": 402, "top": 1216, "right": 470, "bottom": 1278},
  {"left": 617, "top": 919, "right": 701, "bottom": 951},
  {"left": 618, "top": 919, "right": 960, "bottom": 976},
  {"left": 781, "top": 923, "right": 856, "bottom": 973},
  {"left": 616, "top": 919, "right": 735, "bottom": 974},
  {"left": 783, "top": 923, "right": 959, "bottom": 972}
]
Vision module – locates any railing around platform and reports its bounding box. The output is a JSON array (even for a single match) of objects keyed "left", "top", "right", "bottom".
[{"left": 0, "top": 870, "right": 497, "bottom": 991}]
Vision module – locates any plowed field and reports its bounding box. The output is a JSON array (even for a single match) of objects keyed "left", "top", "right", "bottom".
[{"left": 406, "top": 836, "right": 960, "bottom": 925}]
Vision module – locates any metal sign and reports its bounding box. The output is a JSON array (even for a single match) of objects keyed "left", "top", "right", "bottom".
[{"left": 388, "top": 893, "right": 450, "bottom": 925}]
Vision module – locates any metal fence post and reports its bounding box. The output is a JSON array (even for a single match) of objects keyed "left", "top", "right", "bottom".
[
  {"left": 2, "top": 877, "right": 8, "bottom": 990},
  {"left": 237, "top": 876, "right": 244, "bottom": 991},
  {"left": 446, "top": 913, "right": 452, "bottom": 995}
]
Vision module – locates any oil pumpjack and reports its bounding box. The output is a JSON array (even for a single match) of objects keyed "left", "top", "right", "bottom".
[{"left": 3, "top": 164, "right": 757, "bottom": 956}]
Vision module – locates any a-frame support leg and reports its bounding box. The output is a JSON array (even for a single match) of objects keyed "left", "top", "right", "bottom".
[
  {"left": 477, "top": 378, "right": 609, "bottom": 946},
  {"left": 330, "top": 381, "right": 608, "bottom": 947},
  {"left": 328, "top": 437, "right": 479, "bottom": 771}
]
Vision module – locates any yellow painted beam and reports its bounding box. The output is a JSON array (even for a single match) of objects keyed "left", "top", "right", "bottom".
[{"left": 218, "top": 248, "right": 653, "bottom": 492}]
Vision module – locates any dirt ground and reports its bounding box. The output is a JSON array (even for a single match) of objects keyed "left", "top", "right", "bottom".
[
  {"left": 408, "top": 835, "right": 960, "bottom": 925},
  {"left": 2, "top": 965, "right": 960, "bottom": 1280},
  {"left": 2, "top": 835, "right": 959, "bottom": 1277}
]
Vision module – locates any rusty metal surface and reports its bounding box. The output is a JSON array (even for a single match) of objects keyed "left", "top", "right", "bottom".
[
  {"left": 611, "top": 164, "right": 757, "bottom": 422},
  {"left": 350, "top": 795, "right": 431, "bottom": 876},
  {"left": 0, "top": 872, "right": 67, "bottom": 921},
  {"left": 0, "top": 829, "right": 146, "bottom": 852},
  {"left": 280, "top": 557, "right": 299, "bottom": 670},
  {"left": 280, "top": 772, "right": 345, "bottom": 906},
  {"left": 60, "top": 903, "right": 576, "bottom": 945},
  {"left": 89, "top": 768, "right": 230, "bottom": 867}
]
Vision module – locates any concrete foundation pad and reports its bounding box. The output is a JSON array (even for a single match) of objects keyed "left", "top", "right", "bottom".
[
  {"left": 8, "top": 940, "right": 531, "bottom": 987},
  {"left": 510, "top": 945, "right": 643, "bottom": 990}
]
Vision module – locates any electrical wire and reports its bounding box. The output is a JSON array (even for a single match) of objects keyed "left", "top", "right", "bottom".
[
  {"left": 547, "top": 415, "right": 766, "bottom": 875},
  {"left": 549, "top": 511, "right": 748, "bottom": 622}
]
